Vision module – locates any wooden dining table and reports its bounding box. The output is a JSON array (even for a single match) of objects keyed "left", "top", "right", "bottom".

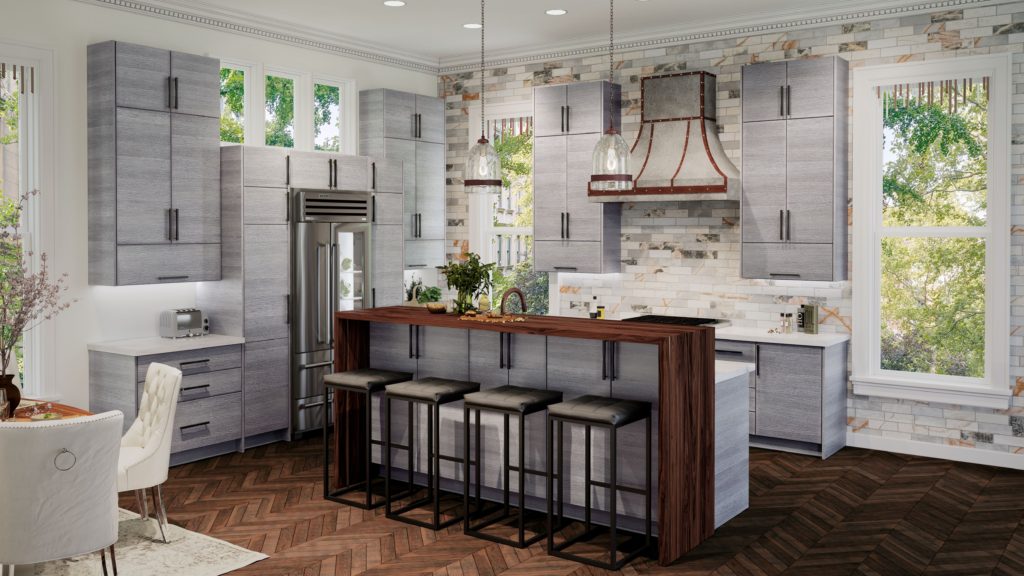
[{"left": 9, "top": 400, "right": 92, "bottom": 422}]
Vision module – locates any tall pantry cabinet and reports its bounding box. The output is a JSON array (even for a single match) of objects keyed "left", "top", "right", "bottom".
[
  {"left": 740, "top": 57, "right": 849, "bottom": 281},
  {"left": 88, "top": 40, "right": 222, "bottom": 285},
  {"left": 359, "top": 89, "right": 446, "bottom": 269}
]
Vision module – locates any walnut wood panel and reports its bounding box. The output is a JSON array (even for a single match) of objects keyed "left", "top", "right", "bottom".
[{"left": 332, "top": 306, "right": 715, "bottom": 565}]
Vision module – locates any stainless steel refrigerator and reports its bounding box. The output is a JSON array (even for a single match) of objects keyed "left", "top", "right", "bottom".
[{"left": 291, "top": 189, "right": 372, "bottom": 436}]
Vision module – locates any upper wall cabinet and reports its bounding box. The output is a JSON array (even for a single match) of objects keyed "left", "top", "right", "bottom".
[
  {"left": 740, "top": 57, "right": 848, "bottom": 282},
  {"left": 534, "top": 81, "right": 621, "bottom": 138},
  {"left": 88, "top": 41, "right": 221, "bottom": 286},
  {"left": 360, "top": 88, "right": 446, "bottom": 269}
]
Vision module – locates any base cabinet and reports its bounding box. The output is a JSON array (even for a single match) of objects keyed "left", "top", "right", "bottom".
[{"left": 244, "top": 338, "right": 290, "bottom": 436}]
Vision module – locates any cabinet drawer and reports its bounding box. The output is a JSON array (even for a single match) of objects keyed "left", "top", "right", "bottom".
[
  {"left": 715, "top": 340, "right": 757, "bottom": 364},
  {"left": 741, "top": 243, "right": 834, "bottom": 281},
  {"left": 139, "top": 367, "right": 241, "bottom": 402},
  {"left": 405, "top": 239, "right": 444, "bottom": 269},
  {"left": 136, "top": 345, "right": 242, "bottom": 382},
  {"left": 116, "top": 244, "right": 221, "bottom": 285},
  {"left": 534, "top": 241, "right": 605, "bottom": 274},
  {"left": 172, "top": 392, "right": 242, "bottom": 452},
  {"left": 242, "top": 147, "right": 290, "bottom": 188},
  {"left": 243, "top": 187, "right": 288, "bottom": 224}
]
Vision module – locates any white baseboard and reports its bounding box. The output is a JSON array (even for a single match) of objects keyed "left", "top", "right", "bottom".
[{"left": 846, "top": 432, "right": 1024, "bottom": 471}]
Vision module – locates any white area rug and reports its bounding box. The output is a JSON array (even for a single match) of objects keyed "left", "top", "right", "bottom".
[{"left": 29, "top": 509, "right": 266, "bottom": 575}]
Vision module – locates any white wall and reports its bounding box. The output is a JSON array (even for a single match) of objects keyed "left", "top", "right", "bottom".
[{"left": 5, "top": 0, "right": 437, "bottom": 407}]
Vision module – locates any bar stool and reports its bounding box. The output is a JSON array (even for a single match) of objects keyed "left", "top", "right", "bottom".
[
  {"left": 384, "top": 376, "right": 480, "bottom": 530},
  {"left": 462, "top": 385, "right": 563, "bottom": 548},
  {"left": 323, "top": 368, "right": 413, "bottom": 509},
  {"left": 546, "top": 394, "right": 653, "bottom": 571}
]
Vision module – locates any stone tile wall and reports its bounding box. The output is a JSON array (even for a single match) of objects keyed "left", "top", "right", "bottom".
[{"left": 439, "top": 1, "right": 1024, "bottom": 460}]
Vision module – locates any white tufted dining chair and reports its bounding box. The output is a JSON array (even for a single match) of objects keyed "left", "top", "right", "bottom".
[
  {"left": 0, "top": 410, "right": 124, "bottom": 575},
  {"left": 117, "top": 362, "right": 182, "bottom": 543}
]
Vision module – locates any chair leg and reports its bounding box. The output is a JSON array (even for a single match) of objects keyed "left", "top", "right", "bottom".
[
  {"left": 100, "top": 548, "right": 109, "bottom": 576},
  {"left": 135, "top": 489, "right": 149, "bottom": 520},
  {"left": 151, "top": 486, "right": 168, "bottom": 543},
  {"left": 109, "top": 544, "right": 118, "bottom": 575}
]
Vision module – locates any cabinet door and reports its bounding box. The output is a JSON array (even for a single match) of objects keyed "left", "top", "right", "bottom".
[
  {"left": 533, "top": 240, "right": 604, "bottom": 274},
  {"left": 507, "top": 333, "right": 547, "bottom": 389},
  {"left": 533, "top": 136, "right": 567, "bottom": 242},
  {"left": 415, "top": 95, "right": 445, "bottom": 144},
  {"left": 373, "top": 192, "right": 404, "bottom": 226},
  {"left": 116, "top": 243, "right": 220, "bottom": 285},
  {"left": 786, "top": 117, "right": 835, "bottom": 244},
  {"left": 468, "top": 330, "right": 508, "bottom": 389},
  {"left": 335, "top": 155, "right": 371, "bottom": 190},
  {"left": 114, "top": 42, "right": 170, "bottom": 112},
  {"left": 383, "top": 138, "right": 417, "bottom": 236},
  {"left": 405, "top": 239, "right": 445, "bottom": 269},
  {"left": 741, "top": 121, "right": 787, "bottom": 243},
  {"left": 288, "top": 151, "right": 333, "bottom": 189},
  {"left": 116, "top": 108, "right": 171, "bottom": 245},
  {"left": 546, "top": 337, "right": 605, "bottom": 398},
  {"left": 243, "top": 187, "right": 289, "bottom": 225},
  {"left": 741, "top": 61, "right": 786, "bottom": 123},
  {"left": 755, "top": 344, "right": 822, "bottom": 443},
  {"left": 244, "top": 224, "right": 289, "bottom": 341},
  {"left": 786, "top": 59, "right": 835, "bottom": 119},
  {"left": 170, "top": 51, "right": 219, "bottom": 118},
  {"left": 383, "top": 90, "right": 416, "bottom": 140},
  {"left": 373, "top": 159, "right": 404, "bottom": 194},
  {"left": 242, "top": 147, "right": 290, "bottom": 188},
  {"left": 371, "top": 224, "right": 404, "bottom": 307},
  {"left": 566, "top": 82, "right": 608, "bottom": 135},
  {"left": 244, "top": 338, "right": 290, "bottom": 436},
  {"left": 171, "top": 114, "right": 220, "bottom": 244},
  {"left": 415, "top": 142, "right": 446, "bottom": 240},
  {"left": 610, "top": 342, "right": 660, "bottom": 404},
  {"left": 417, "top": 327, "right": 469, "bottom": 381},
  {"left": 565, "top": 133, "right": 603, "bottom": 242},
  {"left": 534, "top": 85, "right": 567, "bottom": 137},
  {"left": 741, "top": 243, "right": 834, "bottom": 281},
  {"left": 369, "top": 322, "right": 418, "bottom": 375}
]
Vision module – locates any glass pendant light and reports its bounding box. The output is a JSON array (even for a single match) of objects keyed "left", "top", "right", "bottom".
[
  {"left": 590, "top": 0, "right": 632, "bottom": 193},
  {"left": 465, "top": 0, "right": 502, "bottom": 195}
]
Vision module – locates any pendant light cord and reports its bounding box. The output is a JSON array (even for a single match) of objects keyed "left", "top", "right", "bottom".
[
  {"left": 609, "top": 0, "right": 614, "bottom": 83},
  {"left": 480, "top": 0, "right": 486, "bottom": 141}
]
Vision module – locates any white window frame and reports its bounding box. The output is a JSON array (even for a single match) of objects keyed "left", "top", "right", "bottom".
[
  {"left": 218, "top": 58, "right": 260, "bottom": 146},
  {"left": 851, "top": 54, "right": 1011, "bottom": 409},
  {"left": 263, "top": 66, "right": 304, "bottom": 150},
  {"left": 311, "top": 75, "right": 357, "bottom": 155},
  {"left": 0, "top": 42, "right": 55, "bottom": 398}
]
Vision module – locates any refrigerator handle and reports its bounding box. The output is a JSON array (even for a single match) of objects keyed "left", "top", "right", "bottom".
[
  {"left": 329, "top": 242, "right": 337, "bottom": 345},
  {"left": 316, "top": 243, "right": 325, "bottom": 344}
]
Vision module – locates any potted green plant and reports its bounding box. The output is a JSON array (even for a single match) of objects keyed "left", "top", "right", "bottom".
[{"left": 439, "top": 253, "right": 495, "bottom": 315}]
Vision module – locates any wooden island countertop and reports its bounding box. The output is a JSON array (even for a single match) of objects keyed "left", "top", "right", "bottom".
[{"left": 332, "top": 306, "right": 717, "bottom": 565}]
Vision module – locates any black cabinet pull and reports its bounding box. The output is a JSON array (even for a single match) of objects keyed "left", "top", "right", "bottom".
[
  {"left": 560, "top": 106, "right": 565, "bottom": 132},
  {"left": 179, "top": 358, "right": 210, "bottom": 367},
  {"left": 327, "top": 159, "right": 333, "bottom": 188},
  {"left": 505, "top": 333, "right": 512, "bottom": 369},
  {"left": 286, "top": 155, "right": 291, "bottom": 185},
  {"left": 180, "top": 421, "right": 210, "bottom": 431},
  {"left": 167, "top": 209, "right": 173, "bottom": 241},
  {"left": 786, "top": 85, "right": 791, "bottom": 116},
  {"left": 560, "top": 212, "right": 565, "bottom": 239},
  {"left": 285, "top": 190, "right": 290, "bottom": 222},
  {"left": 786, "top": 209, "right": 791, "bottom": 241},
  {"left": 499, "top": 333, "right": 505, "bottom": 369},
  {"left": 371, "top": 196, "right": 376, "bottom": 223},
  {"left": 157, "top": 275, "right": 189, "bottom": 281},
  {"left": 716, "top": 349, "right": 744, "bottom": 356},
  {"left": 565, "top": 105, "right": 570, "bottom": 132},
  {"left": 415, "top": 325, "right": 421, "bottom": 359},
  {"left": 769, "top": 273, "right": 802, "bottom": 279},
  {"left": 565, "top": 212, "right": 570, "bottom": 238},
  {"left": 609, "top": 341, "right": 617, "bottom": 382},
  {"left": 780, "top": 86, "right": 785, "bottom": 117},
  {"left": 779, "top": 210, "right": 784, "bottom": 241},
  {"left": 167, "top": 77, "right": 173, "bottom": 109},
  {"left": 286, "top": 294, "right": 291, "bottom": 324},
  {"left": 602, "top": 340, "right": 608, "bottom": 380},
  {"left": 409, "top": 324, "right": 415, "bottom": 358},
  {"left": 173, "top": 208, "right": 179, "bottom": 240},
  {"left": 174, "top": 77, "right": 179, "bottom": 109},
  {"left": 372, "top": 288, "right": 376, "bottom": 308},
  {"left": 553, "top": 266, "right": 577, "bottom": 271},
  {"left": 755, "top": 344, "right": 760, "bottom": 376},
  {"left": 334, "top": 159, "right": 339, "bottom": 188},
  {"left": 180, "top": 384, "right": 210, "bottom": 393},
  {"left": 372, "top": 162, "right": 377, "bottom": 190}
]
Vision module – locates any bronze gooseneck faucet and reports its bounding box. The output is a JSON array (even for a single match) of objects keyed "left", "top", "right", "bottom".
[{"left": 500, "top": 287, "right": 527, "bottom": 316}]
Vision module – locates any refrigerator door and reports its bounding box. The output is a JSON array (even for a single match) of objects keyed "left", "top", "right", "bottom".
[
  {"left": 293, "top": 222, "right": 334, "bottom": 354},
  {"left": 333, "top": 223, "right": 372, "bottom": 313},
  {"left": 292, "top": 349, "right": 334, "bottom": 435}
]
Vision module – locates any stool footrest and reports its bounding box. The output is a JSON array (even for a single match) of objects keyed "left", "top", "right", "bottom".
[
  {"left": 585, "top": 479, "right": 649, "bottom": 496},
  {"left": 550, "top": 525, "right": 652, "bottom": 571}
]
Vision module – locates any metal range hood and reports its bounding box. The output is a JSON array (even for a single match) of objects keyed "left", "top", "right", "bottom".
[{"left": 589, "top": 71, "right": 740, "bottom": 203}]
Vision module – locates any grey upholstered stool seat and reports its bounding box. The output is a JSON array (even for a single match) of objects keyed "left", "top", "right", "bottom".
[
  {"left": 383, "top": 376, "right": 480, "bottom": 531},
  {"left": 324, "top": 368, "right": 413, "bottom": 392},
  {"left": 463, "top": 385, "right": 563, "bottom": 414},
  {"left": 547, "top": 394, "right": 651, "bottom": 428},
  {"left": 323, "top": 368, "right": 414, "bottom": 510},
  {"left": 385, "top": 377, "right": 480, "bottom": 403}
]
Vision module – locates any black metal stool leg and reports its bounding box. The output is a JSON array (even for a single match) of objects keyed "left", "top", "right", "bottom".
[
  {"left": 365, "top": 389, "right": 374, "bottom": 509},
  {"left": 645, "top": 412, "right": 652, "bottom": 551},
  {"left": 518, "top": 413, "right": 526, "bottom": 545},
  {"left": 557, "top": 419, "right": 564, "bottom": 530},
  {"left": 432, "top": 402, "right": 441, "bottom": 527},
  {"left": 475, "top": 408, "right": 482, "bottom": 507},
  {"left": 503, "top": 413, "right": 510, "bottom": 517},
  {"left": 407, "top": 399, "right": 414, "bottom": 501},
  {"left": 584, "top": 424, "right": 591, "bottom": 532},
  {"left": 546, "top": 415, "right": 555, "bottom": 551},
  {"left": 463, "top": 404, "right": 471, "bottom": 531},
  {"left": 385, "top": 395, "right": 392, "bottom": 515},
  {"left": 609, "top": 423, "right": 618, "bottom": 567}
]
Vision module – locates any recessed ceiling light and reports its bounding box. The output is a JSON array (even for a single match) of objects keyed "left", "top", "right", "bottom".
[
  {"left": 463, "top": 23, "right": 482, "bottom": 29},
  {"left": 546, "top": 8, "right": 568, "bottom": 15},
  {"left": 383, "top": 0, "right": 405, "bottom": 6}
]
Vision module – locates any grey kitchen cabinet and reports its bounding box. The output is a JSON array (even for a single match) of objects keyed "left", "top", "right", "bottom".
[
  {"left": 609, "top": 342, "right": 660, "bottom": 403},
  {"left": 242, "top": 147, "right": 291, "bottom": 188},
  {"left": 243, "top": 224, "right": 289, "bottom": 341},
  {"left": 469, "top": 331, "right": 547, "bottom": 390},
  {"left": 366, "top": 323, "right": 469, "bottom": 381},
  {"left": 368, "top": 322, "right": 418, "bottom": 375},
  {"left": 717, "top": 338, "right": 848, "bottom": 458},
  {"left": 360, "top": 88, "right": 446, "bottom": 269},
  {"left": 372, "top": 224, "right": 404, "bottom": 307},
  {"left": 546, "top": 337, "right": 605, "bottom": 397},
  {"left": 89, "top": 339, "right": 245, "bottom": 464},
  {"left": 288, "top": 151, "right": 372, "bottom": 191},
  {"left": 244, "top": 338, "right": 291, "bottom": 436},
  {"left": 88, "top": 40, "right": 221, "bottom": 286},
  {"left": 740, "top": 56, "right": 848, "bottom": 281},
  {"left": 534, "top": 81, "right": 621, "bottom": 137},
  {"left": 243, "top": 187, "right": 289, "bottom": 224},
  {"left": 533, "top": 82, "right": 622, "bottom": 274}
]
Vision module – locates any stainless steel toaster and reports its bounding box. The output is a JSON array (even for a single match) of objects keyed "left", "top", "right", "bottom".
[{"left": 159, "top": 308, "right": 210, "bottom": 338}]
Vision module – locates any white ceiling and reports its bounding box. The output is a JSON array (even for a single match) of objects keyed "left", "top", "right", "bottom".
[{"left": 158, "top": 0, "right": 930, "bottom": 68}]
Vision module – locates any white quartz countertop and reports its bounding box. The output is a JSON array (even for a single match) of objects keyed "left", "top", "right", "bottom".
[
  {"left": 716, "top": 359, "right": 754, "bottom": 383},
  {"left": 87, "top": 335, "right": 246, "bottom": 356},
  {"left": 715, "top": 326, "right": 850, "bottom": 348}
]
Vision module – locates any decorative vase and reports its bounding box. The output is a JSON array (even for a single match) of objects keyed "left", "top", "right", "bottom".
[
  {"left": 454, "top": 291, "right": 475, "bottom": 315},
  {"left": 0, "top": 374, "right": 20, "bottom": 418}
]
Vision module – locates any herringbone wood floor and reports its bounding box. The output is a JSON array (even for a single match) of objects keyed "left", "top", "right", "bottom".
[{"left": 119, "top": 438, "right": 1024, "bottom": 575}]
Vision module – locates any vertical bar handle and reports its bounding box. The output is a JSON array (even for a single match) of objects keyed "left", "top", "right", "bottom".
[
  {"left": 565, "top": 212, "right": 570, "bottom": 239},
  {"left": 602, "top": 340, "right": 608, "bottom": 380},
  {"left": 174, "top": 77, "right": 179, "bottom": 110},
  {"left": 505, "top": 333, "right": 512, "bottom": 370},
  {"left": 560, "top": 106, "right": 565, "bottom": 133},
  {"left": 327, "top": 159, "right": 333, "bottom": 188},
  {"left": 786, "top": 209, "right": 791, "bottom": 241},
  {"left": 409, "top": 324, "right": 415, "bottom": 358},
  {"left": 173, "top": 208, "right": 179, "bottom": 241},
  {"left": 755, "top": 344, "right": 760, "bottom": 376},
  {"left": 565, "top": 106, "right": 570, "bottom": 132},
  {"left": 779, "top": 210, "right": 785, "bottom": 241},
  {"left": 316, "top": 243, "right": 325, "bottom": 344},
  {"left": 499, "top": 333, "right": 505, "bottom": 369},
  {"left": 786, "top": 85, "right": 791, "bottom": 116},
  {"left": 780, "top": 86, "right": 785, "bottom": 117},
  {"left": 560, "top": 213, "right": 565, "bottom": 239},
  {"left": 167, "top": 77, "right": 173, "bottom": 109},
  {"left": 286, "top": 155, "right": 291, "bottom": 185},
  {"left": 167, "top": 209, "right": 173, "bottom": 241},
  {"left": 371, "top": 162, "right": 377, "bottom": 190}
]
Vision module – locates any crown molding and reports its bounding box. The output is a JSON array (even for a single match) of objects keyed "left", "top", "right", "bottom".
[
  {"left": 439, "top": 0, "right": 998, "bottom": 74},
  {"left": 72, "top": 0, "right": 442, "bottom": 74}
]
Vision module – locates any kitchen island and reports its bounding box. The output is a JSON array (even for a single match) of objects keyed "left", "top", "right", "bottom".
[{"left": 331, "top": 306, "right": 748, "bottom": 565}]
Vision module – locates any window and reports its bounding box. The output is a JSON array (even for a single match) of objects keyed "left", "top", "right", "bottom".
[
  {"left": 313, "top": 82, "right": 340, "bottom": 152},
  {"left": 852, "top": 54, "right": 1010, "bottom": 408},
  {"left": 264, "top": 73, "right": 295, "bottom": 148},
  {"left": 468, "top": 105, "right": 548, "bottom": 314},
  {"left": 219, "top": 66, "right": 245, "bottom": 143}
]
